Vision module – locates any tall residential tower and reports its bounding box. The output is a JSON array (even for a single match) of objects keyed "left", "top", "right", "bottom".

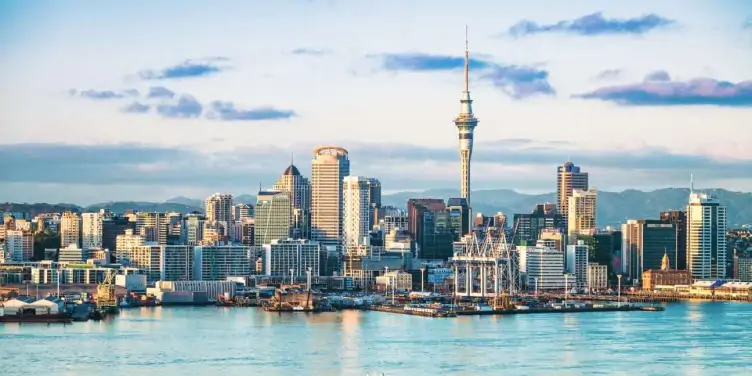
[
  {"left": 557, "top": 162, "right": 589, "bottom": 231},
  {"left": 454, "top": 27, "right": 478, "bottom": 205}
]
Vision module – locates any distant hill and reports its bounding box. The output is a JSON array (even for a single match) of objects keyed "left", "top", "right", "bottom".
[{"left": 3, "top": 188, "right": 751, "bottom": 227}]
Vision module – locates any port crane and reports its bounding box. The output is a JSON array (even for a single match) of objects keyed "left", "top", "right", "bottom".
[{"left": 96, "top": 269, "right": 118, "bottom": 312}]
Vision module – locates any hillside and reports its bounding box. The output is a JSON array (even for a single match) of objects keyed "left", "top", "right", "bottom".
[{"left": 3, "top": 188, "right": 751, "bottom": 227}]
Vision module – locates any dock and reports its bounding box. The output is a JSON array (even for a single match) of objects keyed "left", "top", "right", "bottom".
[
  {"left": 367, "top": 305, "right": 457, "bottom": 318},
  {"left": 455, "top": 305, "right": 664, "bottom": 316}
]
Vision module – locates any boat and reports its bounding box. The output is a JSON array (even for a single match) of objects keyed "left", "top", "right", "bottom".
[{"left": 119, "top": 297, "right": 131, "bottom": 309}]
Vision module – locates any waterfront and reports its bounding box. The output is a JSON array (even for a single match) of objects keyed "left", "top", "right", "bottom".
[{"left": 1, "top": 302, "right": 750, "bottom": 376}]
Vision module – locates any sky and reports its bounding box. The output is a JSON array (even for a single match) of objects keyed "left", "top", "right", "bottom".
[{"left": 1, "top": 0, "right": 752, "bottom": 205}]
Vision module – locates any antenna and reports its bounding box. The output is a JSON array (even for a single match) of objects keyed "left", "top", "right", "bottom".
[
  {"left": 690, "top": 173, "right": 694, "bottom": 194},
  {"left": 464, "top": 25, "right": 469, "bottom": 93},
  {"left": 290, "top": 152, "right": 294, "bottom": 166}
]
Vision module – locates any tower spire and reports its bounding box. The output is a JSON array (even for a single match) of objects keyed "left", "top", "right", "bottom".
[{"left": 464, "top": 24, "right": 469, "bottom": 94}]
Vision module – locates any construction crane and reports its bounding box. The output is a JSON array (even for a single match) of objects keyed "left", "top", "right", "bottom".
[{"left": 96, "top": 269, "right": 118, "bottom": 313}]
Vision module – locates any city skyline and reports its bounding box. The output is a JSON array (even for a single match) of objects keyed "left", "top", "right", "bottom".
[{"left": 2, "top": 1, "right": 752, "bottom": 204}]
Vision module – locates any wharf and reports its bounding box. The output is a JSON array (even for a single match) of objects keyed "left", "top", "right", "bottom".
[
  {"left": 367, "top": 305, "right": 456, "bottom": 318},
  {"left": 455, "top": 305, "right": 664, "bottom": 316}
]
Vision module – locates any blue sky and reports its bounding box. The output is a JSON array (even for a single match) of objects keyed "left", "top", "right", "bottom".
[{"left": 1, "top": 0, "right": 752, "bottom": 205}]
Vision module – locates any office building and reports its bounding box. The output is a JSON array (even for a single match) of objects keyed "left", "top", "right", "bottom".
[
  {"left": 587, "top": 263, "right": 608, "bottom": 290},
  {"left": 621, "top": 219, "right": 676, "bottom": 279},
  {"left": 310, "top": 146, "right": 350, "bottom": 252},
  {"left": 262, "top": 239, "right": 321, "bottom": 277},
  {"left": 115, "top": 229, "right": 145, "bottom": 261},
  {"left": 567, "top": 189, "right": 597, "bottom": 238},
  {"left": 557, "top": 162, "right": 588, "bottom": 230},
  {"left": 642, "top": 252, "right": 693, "bottom": 290},
  {"left": 566, "top": 241, "right": 589, "bottom": 289},
  {"left": 136, "top": 212, "right": 168, "bottom": 245},
  {"left": 273, "top": 163, "right": 311, "bottom": 239},
  {"left": 660, "top": 210, "right": 687, "bottom": 270},
  {"left": 60, "top": 211, "right": 80, "bottom": 248},
  {"left": 205, "top": 193, "right": 233, "bottom": 223},
  {"left": 232, "top": 204, "right": 253, "bottom": 221},
  {"left": 254, "top": 191, "right": 292, "bottom": 246},
  {"left": 102, "top": 217, "right": 135, "bottom": 257},
  {"left": 513, "top": 203, "right": 564, "bottom": 245},
  {"left": 193, "top": 245, "right": 251, "bottom": 281},
  {"left": 687, "top": 192, "right": 727, "bottom": 279},
  {"left": 447, "top": 198, "right": 470, "bottom": 237},
  {"left": 81, "top": 212, "right": 103, "bottom": 250},
  {"left": 526, "top": 247, "right": 566, "bottom": 291}
]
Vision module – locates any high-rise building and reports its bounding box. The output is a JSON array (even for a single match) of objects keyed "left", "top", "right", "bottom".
[
  {"left": 193, "top": 245, "right": 251, "bottom": 281},
  {"left": 621, "top": 219, "right": 676, "bottom": 279},
  {"left": 566, "top": 241, "right": 589, "bottom": 289},
  {"left": 272, "top": 163, "right": 312, "bottom": 239},
  {"left": 4, "top": 230, "right": 25, "bottom": 261},
  {"left": 557, "top": 162, "right": 589, "bottom": 230},
  {"left": 205, "top": 193, "right": 233, "bottom": 223},
  {"left": 180, "top": 213, "right": 205, "bottom": 245},
  {"left": 254, "top": 191, "right": 292, "bottom": 246},
  {"left": 525, "top": 247, "right": 566, "bottom": 291},
  {"left": 660, "top": 210, "right": 687, "bottom": 270},
  {"left": 567, "top": 189, "right": 597, "bottom": 238},
  {"left": 102, "top": 217, "right": 135, "bottom": 258},
  {"left": 81, "top": 212, "right": 103, "bottom": 250},
  {"left": 262, "top": 239, "right": 321, "bottom": 277},
  {"left": 343, "top": 176, "right": 375, "bottom": 250},
  {"left": 231, "top": 204, "right": 252, "bottom": 221},
  {"left": 310, "top": 146, "right": 350, "bottom": 252},
  {"left": 513, "top": 203, "right": 565, "bottom": 245},
  {"left": 136, "top": 212, "right": 168, "bottom": 245},
  {"left": 453, "top": 28, "right": 479, "bottom": 205},
  {"left": 60, "top": 211, "right": 80, "bottom": 248},
  {"left": 447, "top": 198, "right": 470, "bottom": 237},
  {"left": 687, "top": 192, "right": 727, "bottom": 279}
]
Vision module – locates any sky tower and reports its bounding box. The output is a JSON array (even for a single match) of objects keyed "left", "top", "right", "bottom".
[{"left": 454, "top": 26, "right": 479, "bottom": 205}]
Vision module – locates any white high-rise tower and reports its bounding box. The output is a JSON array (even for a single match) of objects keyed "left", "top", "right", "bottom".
[{"left": 454, "top": 26, "right": 478, "bottom": 204}]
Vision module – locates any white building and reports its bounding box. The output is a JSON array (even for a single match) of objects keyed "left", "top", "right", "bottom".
[
  {"left": 58, "top": 244, "right": 85, "bottom": 263},
  {"left": 343, "top": 176, "right": 374, "bottom": 249},
  {"left": 687, "top": 192, "right": 727, "bottom": 279},
  {"left": 81, "top": 212, "right": 103, "bottom": 250},
  {"left": 116, "top": 229, "right": 145, "bottom": 261},
  {"left": 4, "top": 230, "right": 25, "bottom": 262},
  {"left": 231, "top": 203, "right": 252, "bottom": 221},
  {"left": 567, "top": 189, "right": 597, "bottom": 237},
  {"left": 587, "top": 263, "right": 608, "bottom": 290},
  {"left": 525, "top": 247, "right": 566, "bottom": 291},
  {"left": 376, "top": 271, "right": 413, "bottom": 291},
  {"left": 566, "top": 241, "right": 589, "bottom": 289},
  {"left": 262, "top": 239, "right": 321, "bottom": 277}
]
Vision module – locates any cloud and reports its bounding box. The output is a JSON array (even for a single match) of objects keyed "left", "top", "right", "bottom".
[
  {"left": 507, "top": 12, "right": 675, "bottom": 37},
  {"left": 156, "top": 95, "right": 203, "bottom": 118},
  {"left": 291, "top": 48, "right": 332, "bottom": 56},
  {"left": 123, "top": 89, "right": 140, "bottom": 97},
  {"left": 147, "top": 86, "right": 175, "bottom": 99},
  {"left": 573, "top": 76, "right": 752, "bottom": 107},
  {"left": 72, "top": 89, "right": 128, "bottom": 100},
  {"left": 122, "top": 101, "right": 150, "bottom": 114},
  {"left": 744, "top": 18, "right": 752, "bottom": 29},
  {"left": 373, "top": 53, "right": 554, "bottom": 98},
  {"left": 138, "top": 58, "right": 229, "bottom": 80},
  {"left": 595, "top": 69, "right": 622, "bottom": 81},
  {"left": 206, "top": 101, "right": 297, "bottom": 121},
  {"left": 643, "top": 70, "right": 671, "bottom": 82}
]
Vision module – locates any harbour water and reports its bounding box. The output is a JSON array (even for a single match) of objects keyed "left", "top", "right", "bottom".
[{"left": 1, "top": 301, "right": 750, "bottom": 375}]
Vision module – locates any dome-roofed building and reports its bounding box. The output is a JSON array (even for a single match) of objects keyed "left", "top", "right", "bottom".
[{"left": 283, "top": 164, "right": 301, "bottom": 176}]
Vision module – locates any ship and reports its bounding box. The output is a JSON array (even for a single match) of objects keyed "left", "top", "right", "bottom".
[
  {"left": 0, "top": 308, "right": 72, "bottom": 324},
  {"left": 263, "top": 284, "right": 323, "bottom": 312}
]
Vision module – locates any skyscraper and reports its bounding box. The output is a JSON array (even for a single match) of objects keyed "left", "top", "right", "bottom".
[
  {"left": 660, "top": 210, "right": 687, "bottom": 270},
  {"left": 567, "top": 189, "right": 597, "bottom": 237},
  {"left": 204, "top": 193, "right": 233, "bottom": 223},
  {"left": 81, "top": 212, "right": 103, "bottom": 250},
  {"left": 557, "top": 162, "right": 589, "bottom": 230},
  {"left": 310, "top": 146, "right": 350, "bottom": 252},
  {"left": 687, "top": 192, "right": 727, "bottom": 279},
  {"left": 454, "top": 27, "right": 478, "bottom": 205},
  {"left": 343, "top": 176, "right": 373, "bottom": 250},
  {"left": 272, "top": 162, "right": 312, "bottom": 239},
  {"left": 254, "top": 191, "right": 292, "bottom": 246},
  {"left": 60, "top": 211, "right": 80, "bottom": 248}
]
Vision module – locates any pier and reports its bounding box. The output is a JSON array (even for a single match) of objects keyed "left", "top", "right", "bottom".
[
  {"left": 454, "top": 305, "right": 663, "bottom": 316},
  {"left": 367, "top": 305, "right": 457, "bottom": 318}
]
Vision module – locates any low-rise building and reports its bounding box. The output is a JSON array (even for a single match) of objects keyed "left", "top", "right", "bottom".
[
  {"left": 587, "top": 263, "right": 608, "bottom": 290},
  {"left": 642, "top": 252, "right": 693, "bottom": 291}
]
